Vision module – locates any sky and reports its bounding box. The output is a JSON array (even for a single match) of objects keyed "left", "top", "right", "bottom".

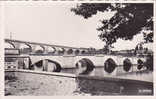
[{"left": 4, "top": 2, "right": 145, "bottom": 50}]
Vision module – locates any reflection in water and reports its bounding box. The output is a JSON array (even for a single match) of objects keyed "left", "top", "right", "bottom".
[
  {"left": 61, "top": 66, "right": 153, "bottom": 82},
  {"left": 60, "top": 67, "right": 153, "bottom": 95},
  {"left": 74, "top": 75, "right": 153, "bottom": 95}
]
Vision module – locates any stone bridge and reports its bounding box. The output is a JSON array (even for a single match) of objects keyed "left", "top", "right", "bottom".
[{"left": 5, "top": 39, "right": 148, "bottom": 76}]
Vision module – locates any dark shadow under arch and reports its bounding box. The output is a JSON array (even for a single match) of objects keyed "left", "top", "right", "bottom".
[
  {"left": 76, "top": 58, "right": 95, "bottom": 75},
  {"left": 137, "top": 59, "right": 144, "bottom": 70},
  {"left": 75, "top": 49, "right": 80, "bottom": 55},
  {"left": 81, "top": 50, "right": 86, "bottom": 54},
  {"left": 123, "top": 58, "right": 132, "bottom": 72},
  {"left": 104, "top": 58, "right": 117, "bottom": 73},
  {"left": 45, "top": 59, "right": 62, "bottom": 72},
  {"left": 67, "top": 49, "right": 73, "bottom": 54},
  {"left": 30, "top": 59, "right": 62, "bottom": 72}
]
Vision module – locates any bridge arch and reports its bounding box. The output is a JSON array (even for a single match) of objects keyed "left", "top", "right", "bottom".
[
  {"left": 34, "top": 45, "right": 45, "bottom": 54},
  {"left": 45, "top": 59, "right": 62, "bottom": 72},
  {"left": 104, "top": 58, "right": 117, "bottom": 73},
  {"left": 57, "top": 48, "right": 65, "bottom": 54},
  {"left": 30, "top": 60, "right": 43, "bottom": 71},
  {"left": 19, "top": 43, "right": 32, "bottom": 53},
  {"left": 75, "top": 49, "right": 80, "bottom": 55},
  {"left": 67, "top": 49, "right": 73, "bottom": 54},
  {"left": 123, "top": 58, "right": 132, "bottom": 72},
  {"left": 47, "top": 46, "right": 56, "bottom": 54},
  {"left": 5, "top": 42, "right": 15, "bottom": 48},
  {"left": 81, "top": 50, "right": 86, "bottom": 54},
  {"left": 75, "top": 58, "right": 95, "bottom": 75},
  {"left": 137, "top": 59, "right": 144, "bottom": 70},
  {"left": 30, "top": 59, "right": 62, "bottom": 72}
]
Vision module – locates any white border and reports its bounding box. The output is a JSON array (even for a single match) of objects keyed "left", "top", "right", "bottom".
[
  {"left": 0, "top": 0, "right": 155, "bottom": 99},
  {"left": 0, "top": 1, "right": 5, "bottom": 98}
]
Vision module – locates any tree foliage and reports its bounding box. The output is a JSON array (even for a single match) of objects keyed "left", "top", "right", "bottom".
[{"left": 71, "top": 3, "right": 153, "bottom": 47}]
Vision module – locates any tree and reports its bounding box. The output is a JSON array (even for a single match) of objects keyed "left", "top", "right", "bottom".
[{"left": 71, "top": 3, "right": 153, "bottom": 47}]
